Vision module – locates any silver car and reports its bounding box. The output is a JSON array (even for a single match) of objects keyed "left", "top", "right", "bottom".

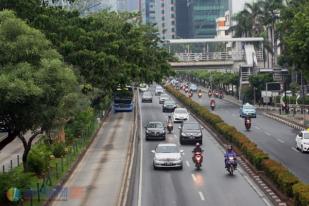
[
  {"left": 159, "top": 93, "right": 170, "bottom": 104},
  {"left": 152, "top": 143, "right": 183, "bottom": 169}
]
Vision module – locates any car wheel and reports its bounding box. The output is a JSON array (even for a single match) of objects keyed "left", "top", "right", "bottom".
[
  {"left": 180, "top": 139, "right": 184, "bottom": 145},
  {"left": 179, "top": 165, "right": 183, "bottom": 170},
  {"left": 153, "top": 164, "right": 157, "bottom": 170},
  {"left": 301, "top": 145, "right": 305, "bottom": 153}
]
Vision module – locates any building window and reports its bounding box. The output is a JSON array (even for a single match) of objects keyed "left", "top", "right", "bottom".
[
  {"left": 162, "top": 16, "right": 165, "bottom": 21},
  {"left": 172, "top": 28, "right": 175, "bottom": 32},
  {"left": 161, "top": 10, "right": 164, "bottom": 14},
  {"left": 171, "top": 20, "right": 175, "bottom": 25},
  {"left": 161, "top": 3, "right": 164, "bottom": 7},
  {"left": 172, "top": 35, "right": 175, "bottom": 39},
  {"left": 171, "top": 13, "right": 175, "bottom": 18},
  {"left": 162, "top": 23, "right": 165, "bottom": 27},
  {"left": 171, "top": 6, "right": 174, "bottom": 11}
]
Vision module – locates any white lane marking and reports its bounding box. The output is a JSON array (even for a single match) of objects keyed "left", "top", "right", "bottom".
[
  {"left": 254, "top": 126, "right": 261, "bottom": 130},
  {"left": 277, "top": 139, "right": 284, "bottom": 143},
  {"left": 198, "top": 191, "right": 205, "bottom": 201},
  {"left": 138, "top": 92, "right": 143, "bottom": 206},
  {"left": 292, "top": 147, "right": 299, "bottom": 152},
  {"left": 191, "top": 174, "right": 197, "bottom": 182},
  {"left": 265, "top": 132, "right": 271, "bottom": 136},
  {"left": 186, "top": 161, "right": 190, "bottom": 167}
]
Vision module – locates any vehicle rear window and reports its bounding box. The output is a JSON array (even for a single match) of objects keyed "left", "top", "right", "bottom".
[
  {"left": 175, "top": 109, "right": 187, "bottom": 114},
  {"left": 183, "top": 123, "right": 199, "bottom": 130},
  {"left": 148, "top": 122, "right": 163, "bottom": 128},
  {"left": 304, "top": 133, "right": 309, "bottom": 139}
]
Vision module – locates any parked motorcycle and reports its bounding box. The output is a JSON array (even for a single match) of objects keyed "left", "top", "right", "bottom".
[
  {"left": 226, "top": 156, "right": 237, "bottom": 175},
  {"left": 193, "top": 152, "right": 203, "bottom": 170},
  {"left": 245, "top": 118, "right": 251, "bottom": 131}
]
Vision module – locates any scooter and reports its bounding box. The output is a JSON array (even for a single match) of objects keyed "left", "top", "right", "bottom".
[
  {"left": 167, "top": 122, "right": 173, "bottom": 133},
  {"left": 193, "top": 152, "right": 203, "bottom": 170},
  {"left": 198, "top": 92, "right": 202, "bottom": 98},
  {"left": 245, "top": 118, "right": 251, "bottom": 131},
  {"left": 208, "top": 91, "right": 212, "bottom": 98},
  {"left": 226, "top": 156, "right": 237, "bottom": 175},
  {"left": 210, "top": 100, "right": 215, "bottom": 111}
]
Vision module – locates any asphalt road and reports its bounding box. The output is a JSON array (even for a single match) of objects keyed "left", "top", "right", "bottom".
[
  {"left": 51, "top": 111, "right": 135, "bottom": 206},
  {"left": 131, "top": 86, "right": 272, "bottom": 206},
  {"left": 188, "top": 86, "right": 309, "bottom": 183}
]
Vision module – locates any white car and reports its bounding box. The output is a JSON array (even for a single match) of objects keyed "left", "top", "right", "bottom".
[
  {"left": 159, "top": 93, "right": 170, "bottom": 104},
  {"left": 139, "top": 83, "right": 149, "bottom": 92},
  {"left": 152, "top": 143, "right": 183, "bottom": 169},
  {"left": 155, "top": 86, "right": 164, "bottom": 96},
  {"left": 172, "top": 108, "right": 189, "bottom": 122},
  {"left": 296, "top": 130, "right": 309, "bottom": 153}
]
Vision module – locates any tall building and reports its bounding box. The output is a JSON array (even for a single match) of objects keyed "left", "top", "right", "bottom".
[
  {"left": 176, "top": 0, "right": 193, "bottom": 38},
  {"left": 142, "top": 0, "right": 176, "bottom": 40},
  {"left": 191, "top": 0, "right": 228, "bottom": 38}
]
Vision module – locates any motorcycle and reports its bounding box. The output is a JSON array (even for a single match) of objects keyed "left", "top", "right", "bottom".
[
  {"left": 245, "top": 118, "right": 251, "bottom": 131},
  {"left": 167, "top": 122, "right": 173, "bottom": 133},
  {"left": 198, "top": 92, "right": 202, "bottom": 98},
  {"left": 210, "top": 100, "right": 215, "bottom": 111},
  {"left": 208, "top": 91, "right": 212, "bottom": 98},
  {"left": 226, "top": 156, "right": 237, "bottom": 175},
  {"left": 193, "top": 152, "right": 203, "bottom": 170}
]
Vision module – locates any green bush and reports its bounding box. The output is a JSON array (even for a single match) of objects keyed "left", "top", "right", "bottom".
[
  {"left": 51, "top": 143, "right": 66, "bottom": 158},
  {"left": 293, "top": 183, "right": 309, "bottom": 206},
  {"left": 0, "top": 169, "right": 35, "bottom": 203},
  {"left": 27, "top": 144, "right": 51, "bottom": 176}
]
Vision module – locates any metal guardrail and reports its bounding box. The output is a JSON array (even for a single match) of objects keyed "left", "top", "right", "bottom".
[{"left": 175, "top": 50, "right": 264, "bottom": 62}]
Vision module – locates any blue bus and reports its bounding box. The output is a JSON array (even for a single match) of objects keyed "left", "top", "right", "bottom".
[{"left": 113, "top": 86, "right": 134, "bottom": 112}]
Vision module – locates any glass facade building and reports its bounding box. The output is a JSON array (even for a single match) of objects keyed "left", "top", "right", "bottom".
[{"left": 192, "top": 0, "right": 228, "bottom": 38}]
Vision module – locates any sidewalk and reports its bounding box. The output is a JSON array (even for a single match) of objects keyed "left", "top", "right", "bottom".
[{"left": 199, "top": 86, "right": 308, "bottom": 131}]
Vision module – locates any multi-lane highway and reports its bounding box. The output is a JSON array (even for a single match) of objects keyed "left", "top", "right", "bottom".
[
  {"left": 188, "top": 86, "right": 309, "bottom": 183},
  {"left": 130, "top": 86, "right": 272, "bottom": 206}
]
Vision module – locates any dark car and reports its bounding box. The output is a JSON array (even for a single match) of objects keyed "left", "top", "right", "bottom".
[
  {"left": 145, "top": 121, "right": 166, "bottom": 140},
  {"left": 142, "top": 91, "right": 153, "bottom": 103},
  {"left": 162, "top": 100, "right": 177, "bottom": 112},
  {"left": 179, "top": 122, "right": 203, "bottom": 145}
]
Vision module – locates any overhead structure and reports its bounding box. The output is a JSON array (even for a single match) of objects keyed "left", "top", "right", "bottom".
[{"left": 165, "top": 37, "right": 264, "bottom": 44}]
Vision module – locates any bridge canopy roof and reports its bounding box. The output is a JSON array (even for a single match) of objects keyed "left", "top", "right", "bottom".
[{"left": 166, "top": 37, "right": 264, "bottom": 44}]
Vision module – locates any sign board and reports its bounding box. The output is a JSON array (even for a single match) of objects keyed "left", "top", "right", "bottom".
[
  {"left": 267, "top": 82, "right": 281, "bottom": 91},
  {"left": 272, "top": 91, "right": 279, "bottom": 96},
  {"left": 263, "top": 96, "right": 270, "bottom": 103},
  {"left": 261, "top": 91, "right": 272, "bottom": 97}
]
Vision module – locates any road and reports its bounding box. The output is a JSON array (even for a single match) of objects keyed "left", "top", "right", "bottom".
[
  {"left": 51, "top": 111, "right": 135, "bottom": 206},
  {"left": 188, "top": 86, "right": 309, "bottom": 183},
  {"left": 130, "top": 86, "right": 272, "bottom": 206}
]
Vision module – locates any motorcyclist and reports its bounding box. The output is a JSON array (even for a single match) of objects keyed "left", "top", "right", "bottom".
[
  {"left": 224, "top": 145, "right": 237, "bottom": 168},
  {"left": 244, "top": 116, "right": 251, "bottom": 126},
  {"left": 193, "top": 142, "right": 203, "bottom": 153},
  {"left": 167, "top": 115, "right": 173, "bottom": 125}
]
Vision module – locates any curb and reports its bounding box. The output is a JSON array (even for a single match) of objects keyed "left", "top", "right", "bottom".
[
  {"left": 44, "top": 107, "right": 112, "bottom": 206},
  {"left": 263, "top": 112, "right": 306, "bottom": 131}
]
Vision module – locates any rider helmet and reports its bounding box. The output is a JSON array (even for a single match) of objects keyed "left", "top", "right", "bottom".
[
  {"left": 196, "top": 142, "right": 200, "bottom": 147},
  {"left": 227, "top": 145, "right": 232, "bottom": 152}
]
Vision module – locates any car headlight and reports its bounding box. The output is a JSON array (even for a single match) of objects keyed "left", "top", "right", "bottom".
[
  {"left": 196, "top": 132, "right": 202, "bottom": 136},
  {"left": 303, "top": 142, "right": 309, "bottom": 145},
  {"left": 181, "top": 132, "right": 187, "bottom": 136},
  {"left": 146, "top": 130, "right": 151, "bottom": 133}
]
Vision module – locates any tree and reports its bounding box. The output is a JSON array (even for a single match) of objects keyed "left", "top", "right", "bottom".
[
  {"left": 279, "top": 0, "right": 309, "bottom": 80},
  {"left": 249, "top": 73, "right": 273, "bottom": 102},
  {"left": 0, "top": 11, "right": 79, "bottom": 171}
]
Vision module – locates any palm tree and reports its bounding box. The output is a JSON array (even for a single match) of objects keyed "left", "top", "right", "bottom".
[{"left": 244, "top": 1, "right": 264, "bottom": 37}]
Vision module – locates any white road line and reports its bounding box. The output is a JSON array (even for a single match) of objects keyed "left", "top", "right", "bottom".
[
  {"left": 265, "top": 132, "right": 271, "bottom": 136},
  {"left": 255, "top": 126, "right": 261, "bottom": 130},
  {"left": 291, "top": 147, "right": 299, "bottom": 152},
  {"left": 191, "top": 174, "right": 197, "bottom": 182},
  {"left": 198, "top": 191, "right": 205, "bottom": 201},
  {"left": 138, "top": 92, "right": 143, "bottom": 206},
  {"left": 277, "top": 139, "right": 284, "bottom": 144},
  {"left": 186, "top": 161, "right": 190, "bottom": 167}
]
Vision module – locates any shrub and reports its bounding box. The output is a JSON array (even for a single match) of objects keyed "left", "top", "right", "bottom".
[
  {"left": 27, "top": 144, "right": 51, "bottom": 176},
  {"left": 51, "top": 143, "right": 66, "bottom": 158},
  {"left": 293, "top": 183, "right": 309, "bottom": 206}
]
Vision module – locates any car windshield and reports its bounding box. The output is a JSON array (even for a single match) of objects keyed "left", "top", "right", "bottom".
[
  {"left": 148, "top": 122, "right": 163, "bottom": 128},
  {"left": 183, "top": 123, "right": 199, "bottom": 130},
  {"left": 161, "top": 94, "right": 168, "bottom": 98},
  {"left": 175, "top": 109, "right": 187, "bottom": 114},
  {"left": 156, "top": 145, "right": 178, "bottom": 153},
  {"left": 304, "top": 133, "right": 309, "bottom": 139}
]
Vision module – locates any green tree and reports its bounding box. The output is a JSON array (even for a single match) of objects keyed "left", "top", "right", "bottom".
[
  {"left": 0, "top": 11, "right": 79, "bottom": 171},
  {"left": 249, "top": 73, "right": 273, "bottom": 102}
]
